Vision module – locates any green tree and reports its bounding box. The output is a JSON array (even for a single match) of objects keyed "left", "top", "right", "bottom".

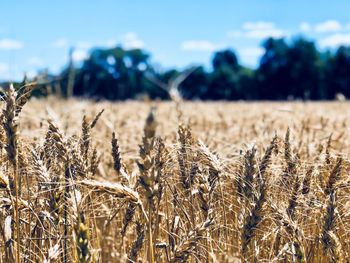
[
  {"left": 256, "top": 37, "right": 290, "bottom": 99},
  {"left": 208, "top": 49, "right": 241, "bottom": 100},
  {"left": 74, "top": 46, "right": 151, "bottom": 100},
  {"left": 257, "top": 37, "right": 324, "bottom": 100},
  {"left": 325, "top": 46, "right": 350, "bottom": 99},
  {"left": 180, "top": 66, "right": 209, "bottom": 99},
  {"left": 286, "top": 38, "right": 323, "bottom": 99}
]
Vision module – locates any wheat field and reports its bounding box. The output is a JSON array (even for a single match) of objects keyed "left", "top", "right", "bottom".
[{"left": 1, "top": 86, "right": 350, "bottom": 262}]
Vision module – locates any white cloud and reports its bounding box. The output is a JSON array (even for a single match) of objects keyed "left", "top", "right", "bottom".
[
  {"left": 180, "top": 40, "right": 220, "bottom": 52},
  {"left": 319, "top": 33, "right": 350, "bottom": 48},
  {"left": 298, "top": 20, "right": 345, "bottom": 34},
  {"left": 72, "top": 49, "right": 88, "bottom": 62},
  {"left": 245, "top": 28, "right": 286, "bottom": 39},
  {"left": 242, "top": 21, "right": 275, "bottom": 31},
  {"left": 27, "top": 57, "right": 44, "bottom": 67},
  {"left": 227, "top": 21, "right": 287, "bottom": 40},
  {"left": 122, "top": 32, "right": 144, "bottom": 49},
  {"left": 0, "top": 39, "right": 23, "bottom": 50},
  {"left": 315, "top": 20, "right": 342, "bottom": 33},
  {"left": 52, "top": 38, "right": 69, "bottom": 48},
  {"left": 300, "top": 22, "right": 311, "bottom": 32}
]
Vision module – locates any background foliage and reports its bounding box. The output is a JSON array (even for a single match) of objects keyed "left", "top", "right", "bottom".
[{"left": 15, "top": 36, "right": 350, "bottom": 100}]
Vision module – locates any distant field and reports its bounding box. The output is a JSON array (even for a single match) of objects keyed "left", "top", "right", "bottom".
[
  {"left": 21, "top": 99, "right": 350, "bottom": 156},
  {"left": 2, "top": 97, "right": 350, "bottom": 262}
]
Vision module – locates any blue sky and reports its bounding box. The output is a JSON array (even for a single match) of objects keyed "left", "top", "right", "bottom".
[{"left": 1, "top": 0, "right": 350, "bottom": 80}]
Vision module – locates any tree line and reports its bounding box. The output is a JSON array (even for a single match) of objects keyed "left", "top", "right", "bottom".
[{"left": 30, "top": 36, "right": 350, "bottom": 100}]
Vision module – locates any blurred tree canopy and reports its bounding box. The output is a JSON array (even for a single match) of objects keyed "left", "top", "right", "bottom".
[{"left": 25, "top": 36, "right": 350, "bottom": 100}]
